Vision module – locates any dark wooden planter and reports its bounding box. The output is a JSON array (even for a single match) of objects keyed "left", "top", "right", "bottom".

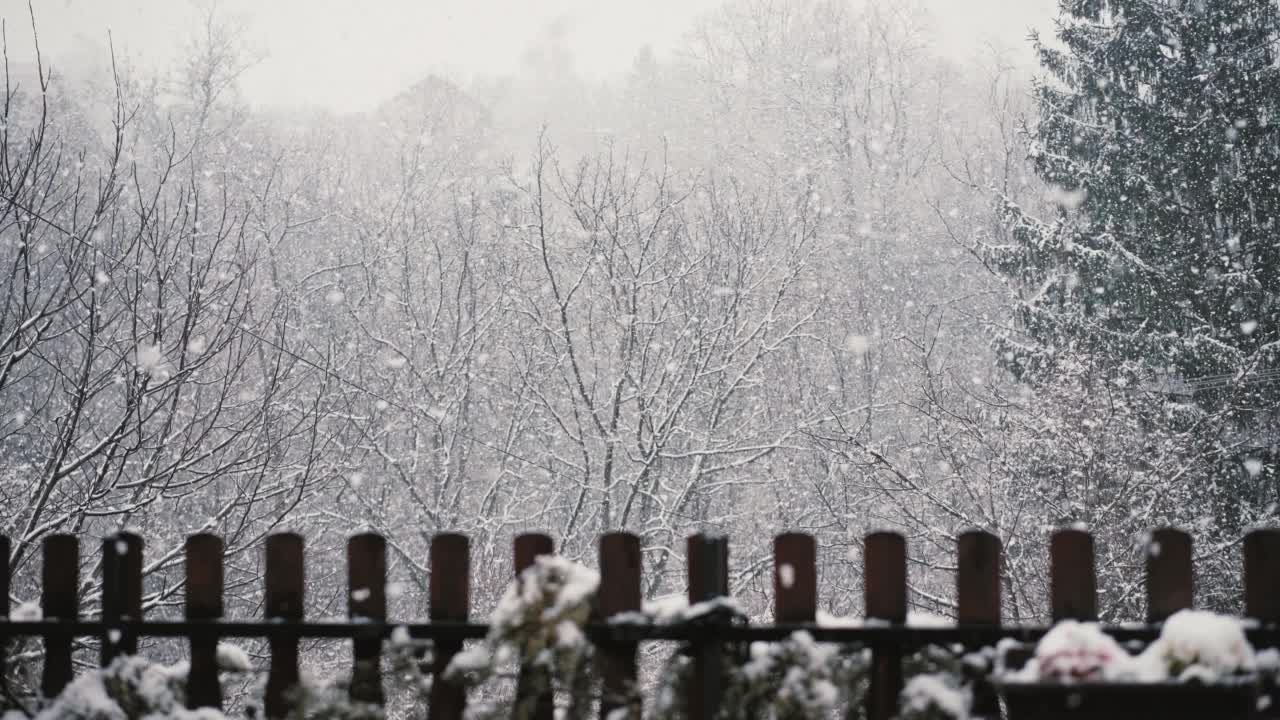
[{"left": 998, "top": 681, "right": 1260, "bottom": 720}]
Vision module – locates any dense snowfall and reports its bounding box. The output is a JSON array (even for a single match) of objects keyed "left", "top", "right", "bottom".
[{"left": 1, "top": 0, "right": 1279, "bottom": 716}]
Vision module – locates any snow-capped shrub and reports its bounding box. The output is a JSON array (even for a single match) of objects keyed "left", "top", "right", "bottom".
[
  {"left": 899, "top": 673, "right": 971, "bottom": 720},
  {"left": 486, "top": 555, "right": 599, "bottom": 661},
  {"left": 1134, "top": 610, "right": 1255, "bottom": 683},
  {"left": 723, "top": 631, "right": 866, "bottom": 719},
  {"left": 1023, "top": 620, "right": 1131, "bottom": 682},
  {"left": 215, "top": 644, "right": 252, "bottom": 674},
  {"left": 1014, "top": 611, "right": 1258, "bottom": 685},
  {"left": 445, "top": 556, "right": 601, "bottom": 720},
  {"left": 15, "top": 657, "right": 195, "bottom": 720}
]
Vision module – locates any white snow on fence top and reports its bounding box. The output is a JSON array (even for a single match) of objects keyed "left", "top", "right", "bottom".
[
  {"left": 607, "top": 594, "right": 745, "bottom": 625},
  {"left": 815, "top": 610, "right": 953, "bottom": 628}
]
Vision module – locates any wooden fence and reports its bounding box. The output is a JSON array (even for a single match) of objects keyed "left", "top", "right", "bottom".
[{"left": 4, "top": 527, "right": 1280, "bottom": 719}]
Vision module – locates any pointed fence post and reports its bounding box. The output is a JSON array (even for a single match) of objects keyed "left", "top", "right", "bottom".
[
  {"left": 598, "top": 532, "right": 642, "bottom": 719},
  {"left": 349, "top": 533, "right": 387, "bottom": 706},
  {"left": 864, "top": 531, "right": 906, "bottom": 720},
  {"left": 264, "top": 533, "right": 304, "bottom": 720},
  {"left": 429, "top": 533, "right": 470, "bottom": 720},
  {"left": 185, "top": 533, "right": 224, "bottom": 710},
  {"left": 513, "top": 533, "right": 554, "bottom": 720}
]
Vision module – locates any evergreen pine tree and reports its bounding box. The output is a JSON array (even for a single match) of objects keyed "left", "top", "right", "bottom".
[{"left": 991, "top": 0, "right": 1280, "bottom": 451}]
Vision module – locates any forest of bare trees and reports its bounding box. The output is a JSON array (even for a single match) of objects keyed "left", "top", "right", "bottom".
[{"left": 1, "top": 0, "right": 1275, "bottom": 704}]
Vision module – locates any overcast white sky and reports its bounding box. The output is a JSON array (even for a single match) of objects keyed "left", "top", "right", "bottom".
[{"left": 1, "top": 0, "right": 1057, "bottom": 112}]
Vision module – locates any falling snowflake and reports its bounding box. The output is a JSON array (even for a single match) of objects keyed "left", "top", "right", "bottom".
[
  {"left": 135, "top": 343, "right": 172, "bottom": 379},
  {"left": 844, "top": 334, "right": 869, "bottom": 356}
]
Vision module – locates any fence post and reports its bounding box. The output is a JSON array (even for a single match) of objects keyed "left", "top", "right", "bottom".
[
  {"left": 429, "top": 533, "right": 470, "bottom": 720},
  {"left": 1245, "top": 529, "right": 1280, "bottom": 719},
  {"left": 349, "top": 533, "right": 387, "bottom": 706},
  {"left": 957, "top": 530, "right": 1001, "bottom": 718},
  {"left": 185, "top": 533, "right": 224, "bottom": 710},
  {"left": 1146, "top": 528, "right": 1192, "bottom": 623},
  {"left": 264, "top": 533, "right": 304, "bottom": 720},
  {"left": 101, "top": 532, "right": 143, "bottom": 665},
  {"left": 1049, "top": 529, "right": 1096, "bottom": 621},
  {"left": 598, "top": 532, "right": 641, "bottom": 720},
  {"left": 0, "top": 535, "right": 9, "bottom": 679},
  {"left": 513, "top": 532, "right": 554, "bottom": 720},
  {"left": 774, "top": 533, "right": 816, "bottom": 624},
  {"left": 687, "top": 534, "right": 729, "bottom": 720},
  {"left": 864, "top": 531, "right": 906, "bottom": 720},
  {"left": 41, "top": 535, "right": 78, "bottom": 698}
]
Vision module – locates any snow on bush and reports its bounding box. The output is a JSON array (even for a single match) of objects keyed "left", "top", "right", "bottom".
[
  {"left": 899, "top": 673, "right": 971, "bottom": 720},
  {"left": 445, "top": 556, "right": 601, "bottom": 719},
  {"left": 482, "top": 555, "right": 598, "bottom": 664},
  {"left": 648, "top": 629, "right": 870, "bottom": 720},
  {"left": 727, "top": 631, "right": 862, "bottom": 716},
  {"left": 1019, "top": 620, "right": 1131, "bottom": 682},
  {"left": 215, "top": 643, "right": 252, "bottom": 674},
  {"left": 1013, "top": 610, "right": 1258, "bottom": 684},
  {"left": 13, "top": 656, "right": 209, "bottom": 720},
  {"left": 1135, "top": 610, "right": 1255, "bottom": 682}
]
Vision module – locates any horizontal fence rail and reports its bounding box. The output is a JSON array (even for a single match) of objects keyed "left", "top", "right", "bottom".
[{"left": 2, "top": 527, "right": 1280, "bottom": 719}]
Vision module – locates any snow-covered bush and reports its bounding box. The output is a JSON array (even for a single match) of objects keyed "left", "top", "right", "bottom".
[
  {"left": 4, "top": 654, "right": 241, "bottom": 720},
  {"left": 721, "top": 631, "right": 866, "bottom": 719},
  {"left": 1020, "top": 621, "right": 1131, "bottom": 682},
  {"left": 646, "top": 631, "right": 866, "bottom": 720},
  {"left": 899, "top": 673, "right": 971, "bottom": 720},
  {"left": 1133, "top": 611, "right": 1255, "bottom": 683},
  {"left": 444, "top": 556, "right": 600, "bottom": 720},
  {"left": 1010, "top": 611, "right": 1258, "bottom": 685}
]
